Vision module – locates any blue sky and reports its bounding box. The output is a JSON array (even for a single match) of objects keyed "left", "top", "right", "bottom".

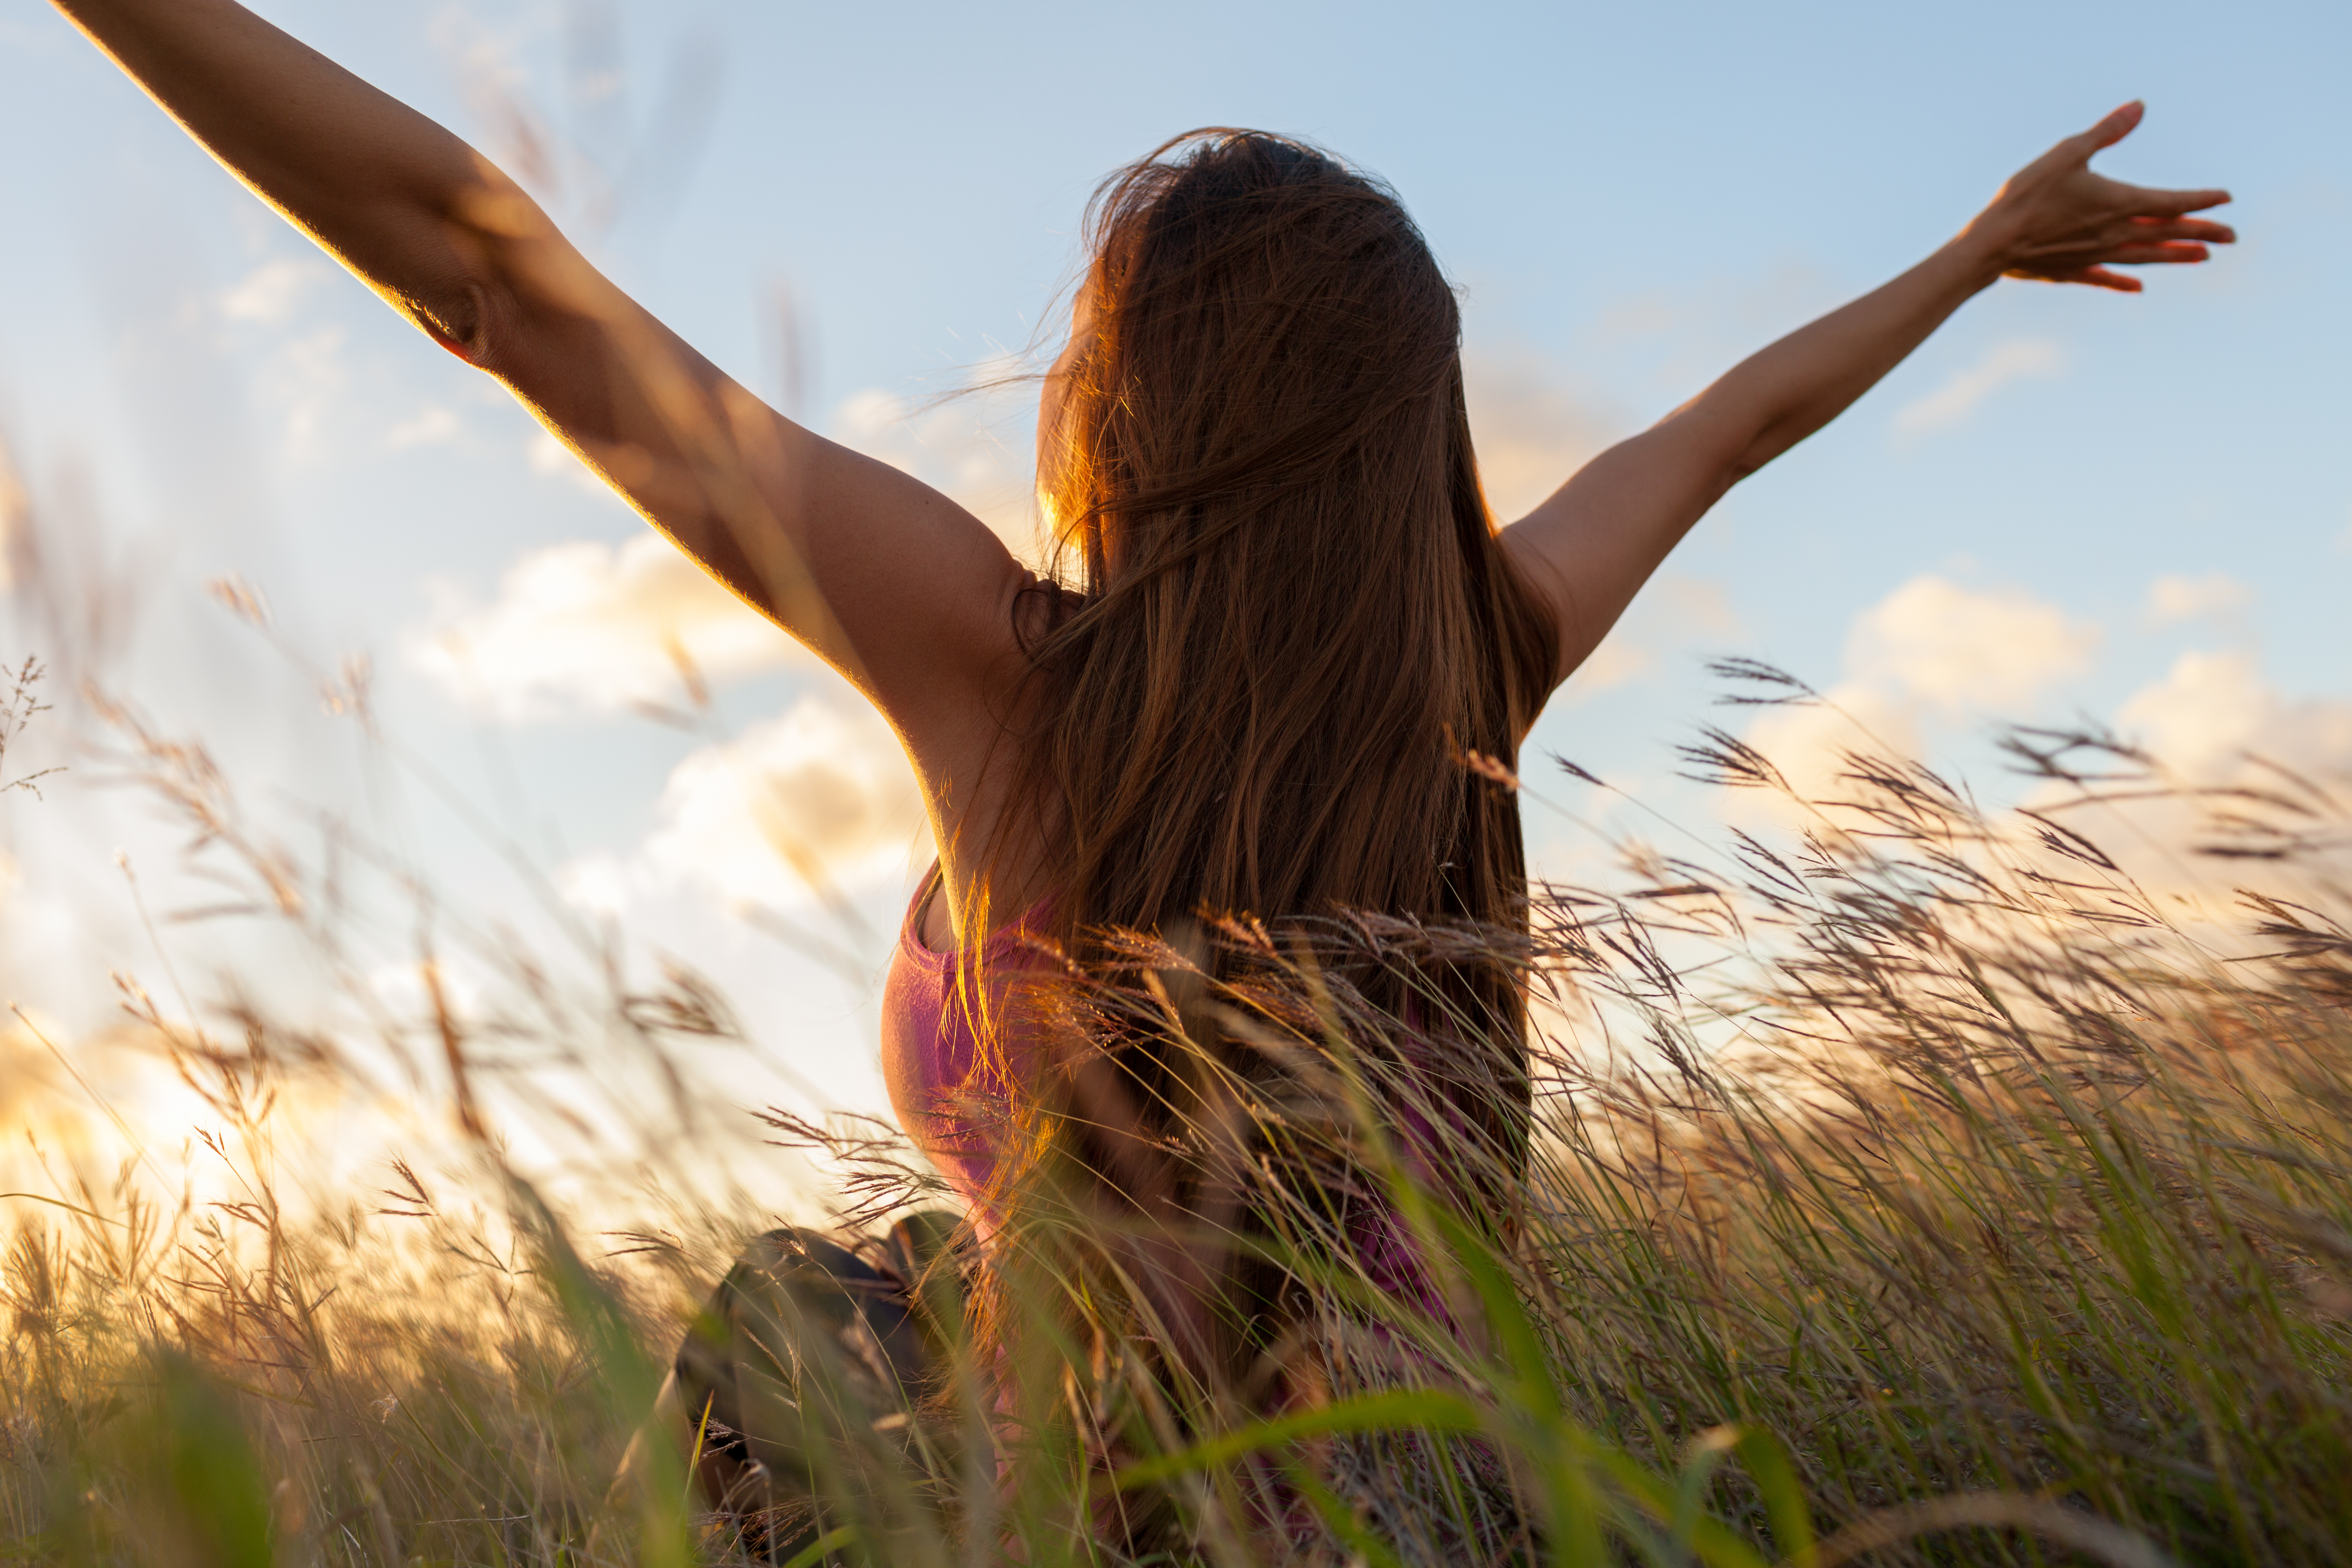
[{"left": 0, "top": 0, "right": 2345, "bottom": 1200}]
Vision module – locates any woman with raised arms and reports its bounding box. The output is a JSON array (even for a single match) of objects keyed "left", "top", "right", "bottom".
[{"left": 52, "top": 0, "right": 2230, "bottom": 1554}]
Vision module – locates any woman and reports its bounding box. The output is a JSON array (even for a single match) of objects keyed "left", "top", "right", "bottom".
[{"left": 55, "top": 0, "right": 2231, "bottom": 1550}]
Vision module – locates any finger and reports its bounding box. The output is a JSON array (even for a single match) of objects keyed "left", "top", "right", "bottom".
[
  {"left": 2077, "top": 100, "right": 2145, "bottom": 155},
  {"left": 2022, "top": 263, "right": 2145, "bottom": 292},
  {"left": 2035, "top": 101, "right": 2143, "bottom": 177},
  {"left": 2129, "top": 215, "right": 2236, "bottom": 244},
  {"left": 2100, "top": 241, "right": 2212, "bottom": 266},
  {"left": 2125, "top": 184, "right": 2233, "bottom": 217},
  {"left": 2073, "top": 266, "right": 2145, "bottom": 293}
]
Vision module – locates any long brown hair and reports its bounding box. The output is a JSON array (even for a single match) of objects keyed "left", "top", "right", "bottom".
[
  {"left": 980, "top": 128, "right": 1557, "bottom": 1400},
  {"left": 1009, "top": 128, "right": 1551, "bottom": 1010}
]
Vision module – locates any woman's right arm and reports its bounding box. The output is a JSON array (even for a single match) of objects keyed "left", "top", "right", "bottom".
[{"left": 52, "top": 0, "right": 1031, "bottom": 750}]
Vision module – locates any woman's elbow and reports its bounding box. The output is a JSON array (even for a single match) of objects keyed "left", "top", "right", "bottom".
[
  {"left": 402, "top": 272, "right": 505, "bottom": 366},
  {"left": 1725, "top": 411, "right": 1822, "bottom": 486},
  {"left": 1721, "top": 433, "right": 1779, "bottom": 487},
  {"left": 405, "top": 181, "right": 569, "bottom": 370}
]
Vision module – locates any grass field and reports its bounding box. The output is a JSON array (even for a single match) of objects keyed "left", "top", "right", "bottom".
[{"left": 4, "top": 666, "right": 2350, "bottom": 1566}]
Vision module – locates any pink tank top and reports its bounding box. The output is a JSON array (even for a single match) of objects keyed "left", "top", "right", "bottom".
[
  {"left": 878, "top": 867, "right": 1052, "bottom": 1229},
  {"left": 879, "top": 865, "right": 1452, "bottom": 1317}
]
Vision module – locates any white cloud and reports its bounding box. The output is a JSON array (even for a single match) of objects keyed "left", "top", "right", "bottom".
[
  {"left": 1893, "top": 338, "right": 2063, "bottom": 437},
  {"left": 255, "top": 324, "right": 349, "bottom": 454},
  {"left": 1563, "top": 576, "right": 1743, "bottom": 700},
  {"left": 215, "top": 256, "right": 378, "bottom": 460},
  {"left": 1585, "top": 263, "right": 1841, "bottom": 400},
  {"left": 1463, "top": 353, "right": 1616, "bottom": 522},
  {"left": 0, "top": 1015, "right": 64, "bottom": 1129},
  {"left": 387, "top": 404, "right": 462, "bottom": 450},
  {"left": 420, "top": 372, "right": 1046, "bottom": 722},
  {"left": 0, "top": 436, "right": 24, "bottom": 593},
  {"left": 832, "top": 376, "right": 1044, "bottom": 567},
  {"left": 1733, "top": 576, "right": 2096, "bottom": 824},
  {"left": 1727, "top": 587, "right": 2352, "bottom": 908},
  {"left": 1740, "top": 681, "right": 1922, "bottom": 808},
  {"left": 2012, "top": 651, "right": 2352, "bottom": 911},
  {"left": 526, "top": 430, "right": 611, "bottom": 495},
  {"left": 564, "top": 694, "right": 923, "bottom": 913},
  {"left": 410, "top": 532, "right": 801, "bottom": 719},
  {"left": 2117, "top": 649, "right": 2267, "bottom": 779},
  {"left": 2144, "top": 572, "right": 2253, "bottom": 628},
  {"left": 2117, "top": 650, "right": 2352, "bottom": 786},
  {"left": 1572, "top": 636, "right": 1651, "bottom": 694},
  {"left": 1844, "top": 575, "right": 2099, "bottom": 712},
  {"left": 220, "top": 256, "right": 327, "bottom": 325}
]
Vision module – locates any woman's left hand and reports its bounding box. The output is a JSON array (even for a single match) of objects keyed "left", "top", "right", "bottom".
[{"left": 1972, "top": 101, "right": 2234, "bottom": 292}]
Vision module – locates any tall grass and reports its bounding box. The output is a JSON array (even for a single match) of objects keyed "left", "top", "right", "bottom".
[{"left": 5, "top": 657, "right": 2351, "bottom": 1566}]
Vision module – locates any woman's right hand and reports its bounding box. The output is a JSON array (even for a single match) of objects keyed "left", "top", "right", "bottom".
[{"left": 1969, "top": 101, "right": 2234, "bottom": 293}]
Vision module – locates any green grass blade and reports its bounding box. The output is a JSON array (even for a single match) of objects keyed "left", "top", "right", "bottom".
[
  {"left": 1283, "top": 1461, "right": 1408, "bottom": 1568},
  {"left": 1729, "top": 1425, "right": 1818, "bottom": 1568},
  {"left": 1111, "top": 1387, "right": 1487, "bottom": 1490},
  {"left": 1591, "top": 1447, "right": 1775, "bottom": 1568},
  {"left": 509, "top": 1176, "right": 689, "bottom": 1568},
  {"left": 152, "top": 1351, "right": 273, "bottom": 1568},
  {"left": 778, "top": 1524, "right": 859, "bottom": 1568}
]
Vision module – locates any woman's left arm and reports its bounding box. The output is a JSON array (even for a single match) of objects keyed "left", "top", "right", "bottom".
[{"left": 1501, "top": 101, "right": 2232, "bottom": 695}]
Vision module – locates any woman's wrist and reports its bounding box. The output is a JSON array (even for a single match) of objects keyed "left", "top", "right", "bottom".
[{"left": 1948, "top": 206, "right": 2027, "bottom": 290}]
